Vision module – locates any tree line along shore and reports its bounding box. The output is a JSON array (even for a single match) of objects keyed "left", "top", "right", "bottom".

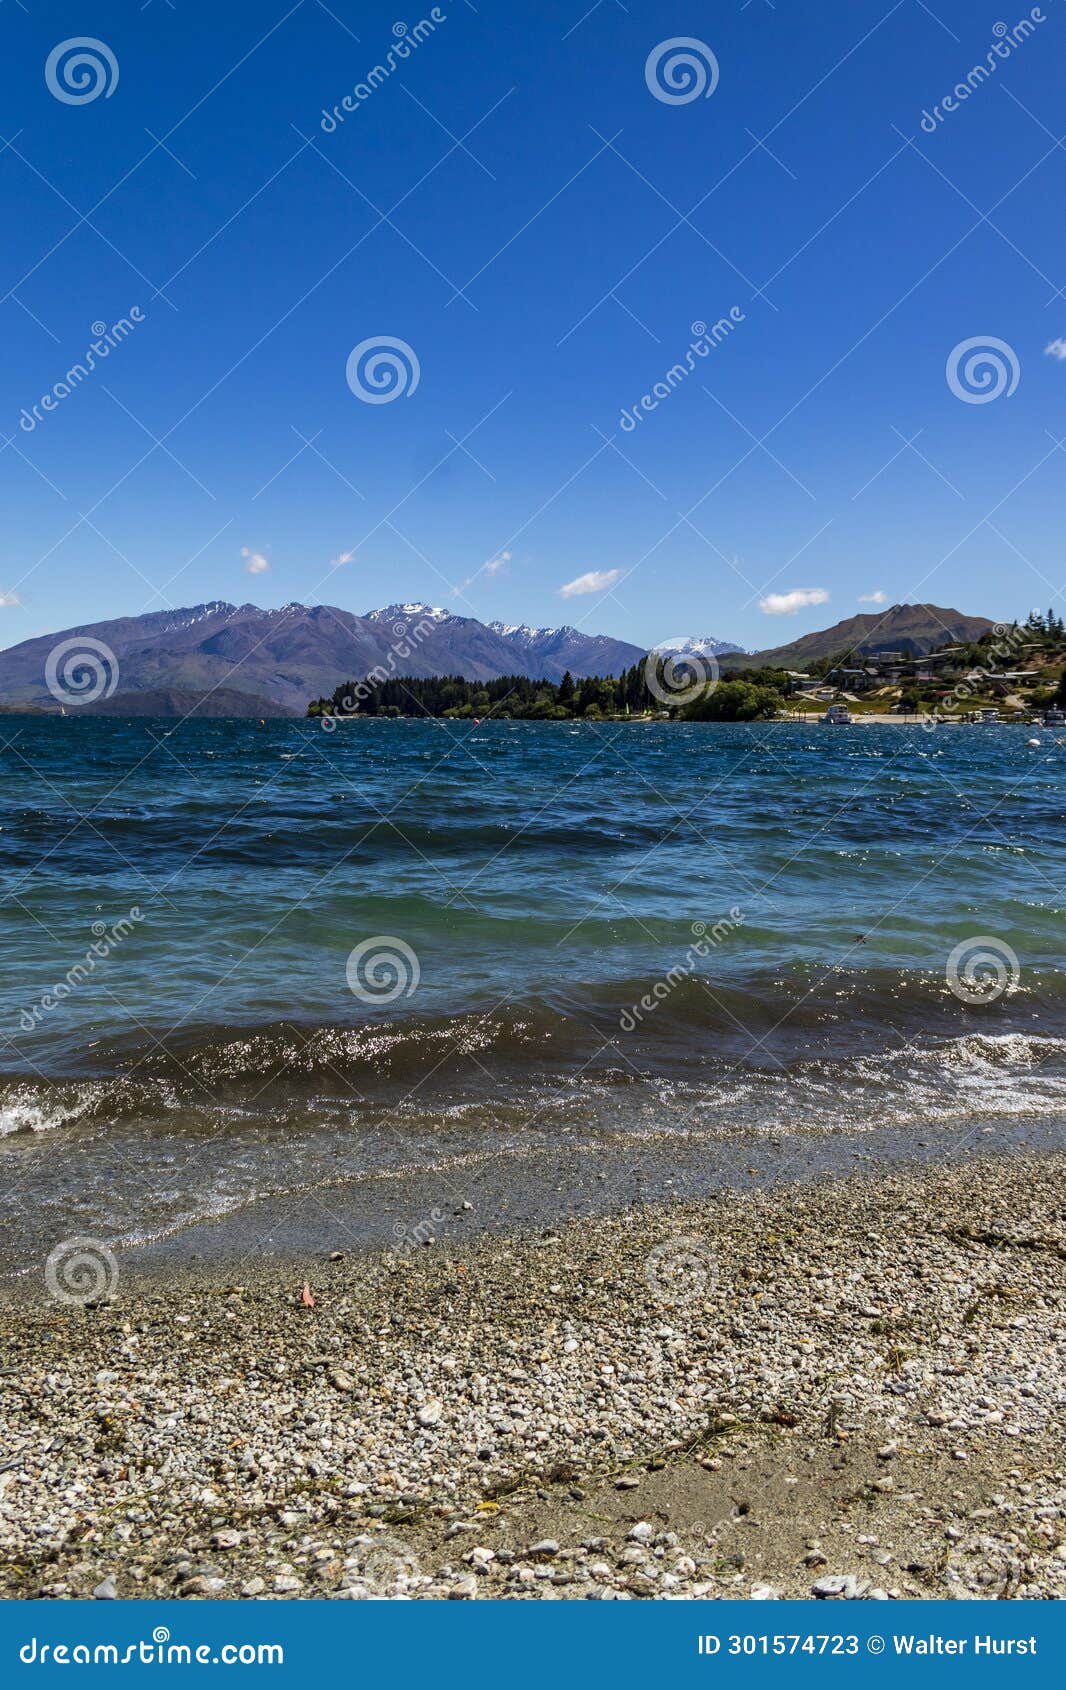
[{"left": 307, "top": 613, "right": 1066, "bottom": 724}]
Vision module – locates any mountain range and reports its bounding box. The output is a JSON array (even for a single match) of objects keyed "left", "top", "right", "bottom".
[
  {"left": 0, "top": 601, "right": 654, "bottom": 716},
  {"left": 0, "top": 599, "right": 995, "bottom": 716}
]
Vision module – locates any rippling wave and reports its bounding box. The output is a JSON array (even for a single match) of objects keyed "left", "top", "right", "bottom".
[{"left": 1, "top": 717, "right": 1064, "bottom": 1268}]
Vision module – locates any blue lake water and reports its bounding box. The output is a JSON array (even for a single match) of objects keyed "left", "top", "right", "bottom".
[{"left": 1, "top": 716, "right": 1064, "bottom": 1270}]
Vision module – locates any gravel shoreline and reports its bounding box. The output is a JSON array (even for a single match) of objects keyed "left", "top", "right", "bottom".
[{"left": 1, "top": 1152, "right": 1063, "bottom": 1601}]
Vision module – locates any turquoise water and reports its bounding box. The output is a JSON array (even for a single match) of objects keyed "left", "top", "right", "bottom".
[{"left": 1, "top": 716, "right": 1064, "bottom": 1267}]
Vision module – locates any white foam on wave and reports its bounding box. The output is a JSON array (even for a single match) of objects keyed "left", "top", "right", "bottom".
[
  {"left": 0, "top": 1084, "right": 100, "bottom": 1137},
  {"left": 932, "top": 1031, "right": 1066, "bottom": 1069}
]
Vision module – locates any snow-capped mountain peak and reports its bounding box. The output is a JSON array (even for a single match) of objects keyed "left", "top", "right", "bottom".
[
  {"left": 487, "top": 620, "right": 565, "bottom": 644},
  {"left": 653, "top": 634, "right": 748, "bottom": 658},
  {"left": 364, "top": 602, "right": 453, "bottom": 624}
]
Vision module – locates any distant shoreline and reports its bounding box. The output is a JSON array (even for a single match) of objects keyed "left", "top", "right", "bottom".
[{"left": 1, "top": 708, "right": 1048, "bottom": 725}]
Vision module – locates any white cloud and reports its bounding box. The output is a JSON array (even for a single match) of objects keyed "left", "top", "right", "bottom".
[
  {"left": 559, "top": 568, "right": 621, "bottom": 598},
  {"left": 0, "top": 591, "right": 20, "bottom": 607},
  {"left": 858, "top": 590, "right": 886, "bottom": 605},
  {"left": 241, "top": 547, "right": 270, "bottom": 576},
  {"left": 758, "top": 587, "right": 829, "bottom": 616},
  {"left": 1045, "top": 339, "right": 1066, "bottom": 361},
  {"left": 457, "top": 550, "right": 512, "bottom": 591},
  {"left": 330, "top": 550, "right": 356, "bottom": 568}
]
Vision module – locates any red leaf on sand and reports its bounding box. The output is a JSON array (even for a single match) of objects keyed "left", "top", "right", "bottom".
[{"left": 301, "top": 1282, "right": 316, "bottom": 1308}]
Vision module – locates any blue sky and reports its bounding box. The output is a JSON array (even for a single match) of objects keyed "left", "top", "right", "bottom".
[{"left": 1, "top": 0, "right": 1065, "bottom": 652}]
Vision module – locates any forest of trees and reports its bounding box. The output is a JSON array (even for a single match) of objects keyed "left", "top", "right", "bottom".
[{"left": 307, "top": 660, "right": 791, "bottom": 722}]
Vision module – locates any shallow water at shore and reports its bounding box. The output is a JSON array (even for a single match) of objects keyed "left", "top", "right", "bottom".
[{"left": 1, "top": 717, "right": 1064, "bottom": 1273}]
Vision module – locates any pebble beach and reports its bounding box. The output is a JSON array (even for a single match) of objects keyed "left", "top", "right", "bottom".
[{"left": 0, "top": 1151, "right": 1062, "bottom": 1602}]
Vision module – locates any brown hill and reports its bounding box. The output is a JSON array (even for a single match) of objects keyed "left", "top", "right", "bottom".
[{"left": 721, "top": 603, "right": 994, "bottom": 671}]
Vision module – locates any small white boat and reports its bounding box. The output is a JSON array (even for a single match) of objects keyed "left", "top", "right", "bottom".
[{"left": 822, "top": 703, "right": 853, "bottom": 725}]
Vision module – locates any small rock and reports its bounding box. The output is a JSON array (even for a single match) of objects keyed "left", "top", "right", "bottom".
[
  {"left": 615, "top": 1476, "right": 640, "bottom": 1490},
  {"left": 211, "top": 1529, "right": 241, "bottom": 1550},
  {"left": 811, "top": 1574, "right": 867, "bottom": 1600},
  {"left": 181, "top": 1576, "right": 227, "bottom": 1596},
  {"left": 417, "top": 1399, "right": 443, "bottom": 1428},
  {"left": 628, "top": 1523, "right": 654, "bottom": 1543},
  {"left": 92, "top": 1576, "right": 117, "bottom": 1600},
  {"left": 751, "top": 1583, "right": 781, "bottom": 1600}
]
